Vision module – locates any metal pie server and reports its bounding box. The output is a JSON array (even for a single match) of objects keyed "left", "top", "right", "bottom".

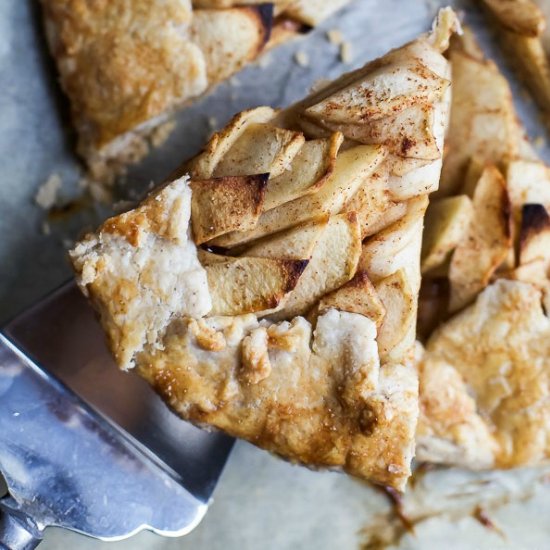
[{"left": 0, "top": 282, "right": 234, "bottom": 549}]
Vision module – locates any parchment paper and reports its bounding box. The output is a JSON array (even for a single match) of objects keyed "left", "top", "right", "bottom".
[{"left": 2, "top": 1, "right": 550, "bottom": 548}]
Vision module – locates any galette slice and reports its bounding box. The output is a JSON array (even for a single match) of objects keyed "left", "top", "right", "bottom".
[
  {"left": 40, "top": 0, "right": 353, "bottom": 181},
  {"left": 70, "top": 10, "right": 459, "bottom": 491}
]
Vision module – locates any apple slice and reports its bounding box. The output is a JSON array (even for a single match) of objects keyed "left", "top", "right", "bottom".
[
  {"left": 374, "top": 269, "right": 416, "bottom": 364},
  {"left": 205, "top": 255, "right": 308, "bottom": 316},
  {"left": 213, "top": 123, "right": 305, "bottom": 179},
  {"left": 245, "top": 216, "right": 328, "bottom": 261},
  {"left": 269, "top": 212, "right": 362, "bottom": 319},
  {"left": 421, "top": 195, "right": 474, "bottom": 274},
  {"left": 189, "top": 107, "right": 276, "bottom": 178},
  {"left": 264, "top": 133, "right": 343, "bottom": 210},
  {"left": 190, "top": 174, "right": 268, "bottom": 244},
  {"left": 449, "top": 165, "right": 512, "bottom": 312},
  {"left": 317, "top": 271, "right": 386, "bottom": 328},
  {"left": 211, "top": 144, "right": 386, "bottom": 247}
]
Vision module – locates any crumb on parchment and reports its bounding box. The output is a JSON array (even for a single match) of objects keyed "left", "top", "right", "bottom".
[
  {"left": 257, "top": 53, "right": 272, "bottom": 69},
  {"left": 340, "top": 41, "right": 353, "bottom": 64},
  {"left": 35, "top": 173, "right": 62, "bottom": 209},
  {"left": 327, "top": 29, "right": 343, "bottom": 45},
  {"left": 208, "top": 116, "right": 218, "bottom": 130},
  {"left": 534, "top": 135, "right": 546, "bottom": 149},
  {"left": 294, "top": 50, "right": 309, "bottom": 67},
  {"left": 150, "top": 120, "right": 176, "bottom": 148},
  {"left": 41, "top": 221, "right": 51, "bottom": 236}
]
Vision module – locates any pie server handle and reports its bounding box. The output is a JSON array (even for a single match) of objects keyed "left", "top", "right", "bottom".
[{"left": 0, "top": 498, "right": 42, "bottom": 550}]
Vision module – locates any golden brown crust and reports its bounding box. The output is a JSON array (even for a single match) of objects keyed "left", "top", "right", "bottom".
[
  {"left": 418, "top": 280, "right": 550, "bottom": 469},
  {"left": 40, "top": 1, "right": 276, "bottom": 178},
  {"left": 417, "top": 353, "right": 497, "bottom": 469},
  {"left": 137, "top": 311, "right": 418, "bottom": 490},
  {"left": 69, "top": 177, "right": 212, "bottom": 369},
  {"left": 101, "top": 183, "right": 188, "bottom": 245},
  {"left": 418, "top": 31, "right": 550, "bottom": 471}
]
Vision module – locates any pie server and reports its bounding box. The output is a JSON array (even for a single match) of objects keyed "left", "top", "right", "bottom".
[{"left": 0, "top": 282, "right": 234, "bottom": 549}]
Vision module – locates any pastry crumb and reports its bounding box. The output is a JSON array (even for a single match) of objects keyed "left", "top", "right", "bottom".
[
  {"left": 78, "top": 176, "right": 113, "bottom": 204},
  {"left": 88, "top": 180, "right": 113, "bottom": 204},
  {"left": 150, "top": 120, "right": 176, "bottom": 148},
  {"left": 35, "top": 173, "right": 62, "bottom": 209},
  {"left": 294, "top": 50, "right": 310, "bottom": 67},
  {"left": 207, "top": 116, "right": 218, "bottom": 130},
  {"left": 534, "top": 135, "right": 546, "bottom": 149},
  {"left": 326, "top": 29, "right": 343, "bottom": 45},
  {"left": 340, "top": 41, "right": 353, "bottom": 64},
  {"left": 257, "top": 53, "right": 272, "bottom": 69},
  {"left": 41, "top": 221, "right": 51, "bottom": 236},
  {"left": 229, "top": 76, "right": 241, "bottom": 87}
]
